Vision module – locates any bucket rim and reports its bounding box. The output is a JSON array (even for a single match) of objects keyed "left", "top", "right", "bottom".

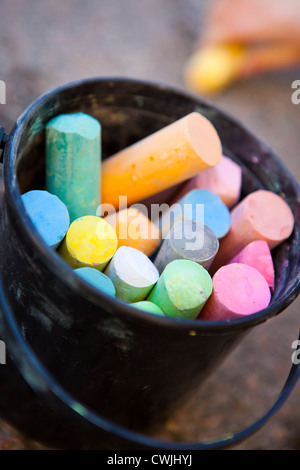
[{"left": 2, "top": 76, "right": 300, "bottom": 332}]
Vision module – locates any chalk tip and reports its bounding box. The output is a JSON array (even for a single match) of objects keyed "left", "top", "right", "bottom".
[
  {"left": 184, "top": 44, "right": 245, "bottom": 95},
  {"left": 46, "top": 111, "right": 101, "bottom": 140},
  {"left": 200, "top": 263, "right": 271, "bottom": 321},
  {"left": 186, "top": 112, "right": 222, "bottom": 167},
  {"left": 74, "top": 267, "right": 116, "bottom": 297},
  {"left": 180, "top": 188, "right": 231, "bottom": 239},
  {"left": 110, "top": 246, "right": 159, "bottom": 288},
  {"left": 61, "top": 215, "right": 118, "bottom": 269},
  {"left": 243, "top": 190, "right": 294, "bottom": 244},
  {"left": 21, "top": 189, "right": 70, "bottom": 249}
]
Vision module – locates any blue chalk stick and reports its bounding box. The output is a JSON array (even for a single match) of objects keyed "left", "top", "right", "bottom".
[
  {"left": 178, "top": 189, "right": 231, "bottom": 239},
  {"left": 74, "top": 267, "right": 116, "bottom": 297},
  {"left": 21, "top": 189, "right": 70, "bottom": 249}
]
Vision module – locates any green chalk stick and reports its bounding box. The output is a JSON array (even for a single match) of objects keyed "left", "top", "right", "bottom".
[
  {"left": 46, "top": 112, "right": 101, "bottom": 223},
  {"left": 131, "top": 301, "right": 165, "bottom": 316},
  {"left": 147, "top": 259, "right": 213, "bottom": 320},
  {"left": 74, "top": 267, "right": 116, "bottom": 297}
]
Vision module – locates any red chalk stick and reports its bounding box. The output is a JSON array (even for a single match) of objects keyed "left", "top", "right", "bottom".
[
  {"left": 209, "top": 190, "right": 294, "bottom": 274},
  {"left": 173, "top": 155, "right": 242, "bottom": 208},
  {"left": 199, "top": 263, "right": 271, "bottom": 321},
  {"left": 228, "top": 240, "right": 275, "bottom": 290}
]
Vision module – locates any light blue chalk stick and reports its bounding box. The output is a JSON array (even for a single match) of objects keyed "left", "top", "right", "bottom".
[
  {"left": 163, "top": 189, "right": 231, "bottom": 239},
  {"left": 21, "top": 189, "right": 70, "bottom": 249},
  {"left": 74, "top": 267, "right": 116, "bottom": 297}
]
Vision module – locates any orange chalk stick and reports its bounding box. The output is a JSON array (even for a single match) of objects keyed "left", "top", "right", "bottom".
[
  {"left": 174, "top": 155, "right": 242, "bottom": 209},
  {"left": 101, "top": 112, "right": 222, "bottom": 211},
  {"left": 105, "top": 207, "right": 161, "bottom": 258},
  {"left": 209, "top": 190, "right": 294, "bottom": 274}
]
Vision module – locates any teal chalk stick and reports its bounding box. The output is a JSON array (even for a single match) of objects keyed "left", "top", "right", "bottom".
[
  {"left": 21, "top": 189, "right": 70, "bottom": 249},
  {"left": 147, "top": 259, "right": 213, "bottom": 320},
  {"left": 74, "top": 267, "right": 116, "bottom": 297},
  {"left": 46, "top": 112, "right": 101, "bottom": 223}
]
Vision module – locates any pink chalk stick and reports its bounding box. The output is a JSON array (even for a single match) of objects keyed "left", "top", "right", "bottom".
[
  {"left": 199, "top": 263, "right": 271, "bottom": 321},
  {"left": 173, "top": 155, "right": 242, "bottom": 208},
  {"left": 229, "top": 240, "right": 275, "bottom": 290},
  {"left": 209, "top": 190, "right": 295, "bottom": 274}
]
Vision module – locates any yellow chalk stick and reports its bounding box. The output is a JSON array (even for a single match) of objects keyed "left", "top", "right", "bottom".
[
  {"left": 184, "top": 45, "right": 246, "bottom": 95},
  {"left": 59, "top": 215, "right": 118, "bottom": 271},
  {"left": 105, "top": 207, "right": 161, "bottom": 258},
  {"left": 101, "top": 112, "right": 222, "bottom": 210}
]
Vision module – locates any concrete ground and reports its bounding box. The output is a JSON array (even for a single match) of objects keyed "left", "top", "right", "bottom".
[{"left": 0, "top": 0, "right": 299, "bottom": 450}]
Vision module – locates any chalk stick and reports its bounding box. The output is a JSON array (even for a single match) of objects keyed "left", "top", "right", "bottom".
[
  {"left": 104, "top": 246, "right": 159, "bottom": 303},
  {"left": 209, "top": 190, "right": 295, "bottom": 273},
  {"left": 199, "top": 263, "right": 271, "bottom": 321},
  {"left": 74, "top": 267, "right": 116, "bottom": 297},
  {"left": 131, "top": 301, "right": 165, "bottom": 316},
  {"left": 154, "top": 219, "right": 219, "bottom": 273},
  {"left": 160, "top": 189, "right": 231, "bottom": 239},
  {"left": 101, "top": 112, "right": 222, "bottom": 211},
  {"left": 46, "top": 112, "right": 101, "bottom": 223},
  {"left": 228, "top": 240, "right": 275, "bottom": 290},
  {"left": 21, "top": 189, "right": 70, "bottom": 249},
  {"left": 174, "top": 155, "right": 242, "bottom": 209},
  {"left": 184, "top": 44, "right": 246, "bottom": 95},
  {"left": 105, "top": 207, "right": 161, "bottom": 258},
  {"left": 59, "top": 215, "right": 118, "bottom": 271},
  {"left": 147, "top": 259, "right": 213, "bottom": 320}
]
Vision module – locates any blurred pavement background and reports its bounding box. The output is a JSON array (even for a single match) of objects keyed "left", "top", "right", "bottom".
[{"left": 0, "top": 0, "right": 299, "bottom": 450}]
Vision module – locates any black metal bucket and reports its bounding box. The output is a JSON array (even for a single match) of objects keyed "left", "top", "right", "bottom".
[{"left": 0, "top": 78, "right": 299, "bottom": 450}]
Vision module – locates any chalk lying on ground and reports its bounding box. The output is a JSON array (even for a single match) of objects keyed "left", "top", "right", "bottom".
[
  {"left": 147, "top": 259, "right": 213, "bottom": 320},
  {"left": 59, "top": 215, "right": 118, "bottom": 271},
  {"left": 154, "top": 219, "right": 219, "bottom": 273},
  {"left": 228, "top": 240, "right": 275, "bottom": 290},
  {"left": 104, "top": 246, "right": 159, "bottom": 303},
  {"left": 21, "top": 189, "right": 70, "bottom": 249},
  {"left": 131, "top": 301, "right": 165, "bottom": 316},
  {"left": 101, "top": 112, "right": 222, "bottom": 210},
  {"left": 199, "top": 263, "right": 271, "bottom": 321},
  {"left": 184, "top": 43, "right": 300, "bottom": 95},
  {"left": 184, "top": 44, "right": 246, "bottom": 95},
  {"left": 174, "top": 155, "right": 242, "bottom": 209},
  {"left": 105, "top": 207, "right": 161, "bottom": 258},
  {"left": 46, "top": 112, "right": 101, "bottom": 223},
  {"left": 209, "top": 190, "right": 294, "bottom": 273},
  {"left": 74, "top": 267, "right": 116, "bottom": 297},
  {"left": 160, "top": 189, "right": 231, "bottom": 239}
]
